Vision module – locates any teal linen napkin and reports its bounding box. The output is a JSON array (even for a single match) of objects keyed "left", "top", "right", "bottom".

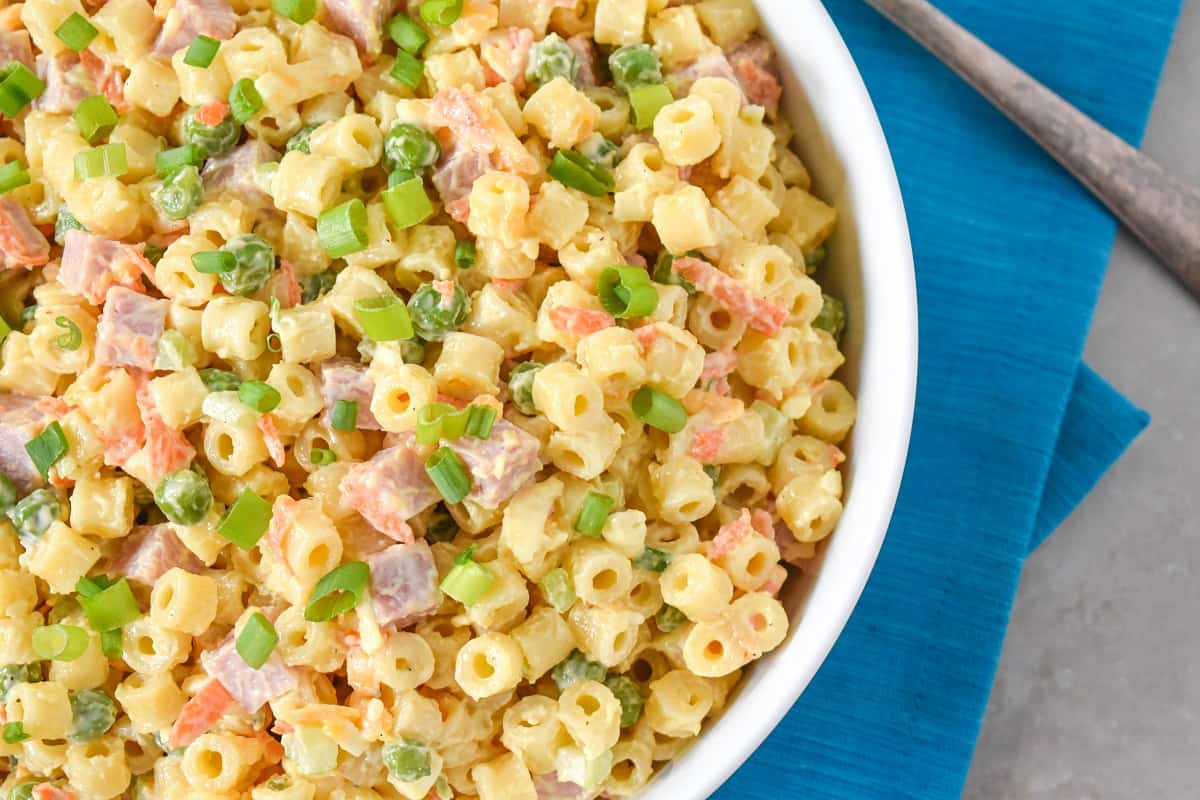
[{"left": 714, "top": 0, "right": 1173, "bottom": 795}]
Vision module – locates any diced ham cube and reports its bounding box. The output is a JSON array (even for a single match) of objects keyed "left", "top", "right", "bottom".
[
  {"left": 201, "top": 139, "right": 279, "bottom": 209},
  {"left": 672, "top": 257, "right": 787, "bottom": 336},
  {"left": 446, "top": 418, "right": 542, "bottom": 509},
  {"left": 0, "top": 31, "right": 33, "bottom": 70},
  {"left": 59, "top": 230, "right": 149, "bottom": 305},
  {"left": 727, "top": 36, "right": 782, "bottom": 117},
  {"left": 431, "top": 148, "right": 492, "bottom": 211},
  {"left": 0, "top": 394, "right": 56, "bottom": 492},
  {"left": 0, "top": 199, "right": 49, "bottom": 270},
  {"left": 566, "top": 34, "right": 598, "bottom": 88},
  {"left": 367, "top": 541, "right": 442, "bottom": 628},
  {"left": 94, "top": 287, "right": 168, "bottom": 371},
  {"left": 153, "top": 0, "right": 237, "bottom": 57},
  {"left": 33, "top": 53, "right": 93, "bottom": 114},
  {"left": 106, "top": 524, "right": 204, "bottom": 585},
  {"left": 201, "top": 634, "right": 298, "bottom": 713},
  {"left": 429, "top": 89, "right": 496, "bottom": 155},
  {"left": 669, "top": 50, "right": 738, "bottom": 98},
  {"left": 340, "top": 437, "right": 442, "bottom": 542},
  {"left": 532, "top": 774, "right": 593, "bottom": 800},
  {"left": 318, "top": 358, "right": 382, "bottom": 431},
  {"left": 321, "top": 0, "right": 399, "bottom": 56}
]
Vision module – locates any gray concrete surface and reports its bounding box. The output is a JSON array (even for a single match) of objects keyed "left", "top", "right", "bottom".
[{"left": 963, "top": 1, "right": 1200, "bottom": 797}]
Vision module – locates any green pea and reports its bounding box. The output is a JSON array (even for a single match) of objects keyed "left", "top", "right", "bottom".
[
  {"left": 53, "top": 205, "right": 87, "bottom": 246},
  {"left": 508, "top": 361, "right": 543, "bottom": 416},
  {"left": 0, "top": 663, "right": 41, "bottom": 702},
  {"left": 182, "top": 106, "right": 241, "bottom": 158},
  {"left": 603, "top": 674, "right": 645, "bottom": 727},
  {"left": 300, "top": 269, "right": 336, "bottom": 304},
  {"left": 399, "top": 337, "right": 427, "bottom": 365},
  {"left": 152, "top": 164, "right": 203, "bottom": 221},
  {"left": 406, "top": 282, "right": 470, "bottom": 341},
  {"left": 551, "top": 649, "right": 607, "bottom": 691},
  {"left": 383, "top": 123, "right": 440, "bottom": 174},
  {"left": 608, "top": 44, "right": 661, "bottom": 93},
  {"left": 285, "top": 123, "right": 320, "bottom": 154},
  {"left": 154, "top": 469, "right": 213, "bottom": 526},
  {"left": 219, "top": 234, "right": 276, "bottom": 296},
  {"left": 812, "top": 294, "right": 845, "bottom": 342},
  {"left": 633, "top": 547, "right": 672, "bottom": 573},
  {"left": 526, "top": 33, "right": 578, "bottom": 88},
  {"left": 6, "top": 489, "right": 64, "bottom": 541},
  {"left": 383, "top": 739, "right": 432, "bottom": 782},
  {"left": 655, "top": 604, "right": 687, "bottom": 633},
  {"left": 69, "top": 689, "right": 117, "bottom": 741}
]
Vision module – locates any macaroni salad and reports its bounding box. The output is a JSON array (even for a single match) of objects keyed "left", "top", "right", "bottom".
[{"left": 0, "top": 0, "right": 854, "bottom": 797}]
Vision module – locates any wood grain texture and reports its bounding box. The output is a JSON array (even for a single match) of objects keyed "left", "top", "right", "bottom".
[{"left": 862, "top": 0, "right": 1200, "bottom": 300}]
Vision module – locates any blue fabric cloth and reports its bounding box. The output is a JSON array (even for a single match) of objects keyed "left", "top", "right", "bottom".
[{"left": 714, "top": 0, "right": 1175, "bottom": 796}]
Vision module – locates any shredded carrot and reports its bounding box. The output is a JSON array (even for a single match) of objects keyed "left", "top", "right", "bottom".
[
  {"left": 706, "top": 509, "right": 755, "bottom": 559},
  {"left": 195, "top": 101, "right": 230, "bottom": 127},
  {"left": 758, "top": 563, "right": 787, "bottom": 596},
  {"left": 169, "top": 679, "right": 236, "bottom": 749},
  {"left": 689, "top": 428, "right": 725, "bottom": 463},
  {"left": 136, "top": 377, "right": 195, "bottom": 482},
  {"left": 549, "top": 306, "right": 615, "bottom": 336},
  {"left": 32, "top": 785, "right": 77, "bottom": 800},
  {"left": 672, "top": 257, "right": 788, "bottom": 336},
  {"left": 258, "top": 413, "right": 285, "bottom": 468}
]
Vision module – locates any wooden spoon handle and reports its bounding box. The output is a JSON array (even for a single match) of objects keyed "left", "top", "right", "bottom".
[{"left": 861, "top": 0, "right": 1200, "bottom": 299}]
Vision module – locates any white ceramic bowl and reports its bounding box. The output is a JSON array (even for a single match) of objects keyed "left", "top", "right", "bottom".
[{"left": 641, "top": 2, "right": 918, "bottom": 797}]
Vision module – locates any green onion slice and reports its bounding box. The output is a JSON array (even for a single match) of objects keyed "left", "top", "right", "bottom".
[
  {"left": 464, "top": 405, "right": 496, "bottom": 439},
  {"left": 547, "top": 149, "right": 614, "bottom": 196},
  {"left": 0, "top": 161, "right": 30, "bottom": 194},
  {"left": 354, "top": 294, "right": 413, "bottom": 341},
  {"left": 216, "top": 489, "right": 272, "bottom": 550},
  {"left": 32, "top": 624, "right": 89, "bottom": 661},
  {"left": 73, "top": 95, "right": 118, "bottom": 144},
  {"left": 25, "top": 420, "right": 68, "bottom": 478},
  {"left": 192, "top": 250, "right": 236, "bottom": 274},
  {"left": 598, "top": 265, "right": 659, "bottom": 319},
  {"left": 415, "top": 402, "right": 456, "bottom": 446},
  {"left": 235, "top": 612, "right": 278, "bottom": 669},
  {"left": 389, "top": 50, "right": 425, "bottom": 90},
  {"left": 454, "top": 239, "right": 475, "bottom": 269},
  {"left": 331, "top": 399, "right": 358, "bottom": 431},
  {"left": 183, "top": 34, "right": 220, "bottom": 68},
  {"left": 310, "top": 448, "right": 337, "bottom": 466},
  {"left": 228, "top": 78, "right": 263, "bottom": 123},
  {"left": 238, "top": 380, "right": 281, "bottom": 413},
  {"left": 631, "top": 386, "right": 687, "bottom": 433},
  {"left": 633, "top": 547, "right": 672, "bottom": 573},
  {"left": 424, "top": 447, "right": 471, "bottom": 504},
  {"left": 273, "top": 0, "right": 317, "bottom": 23},
  {"left": 387, "top": 14, "right": 429, "bottom": 53},
  {"left": 156, "top": 144, "right": 205, "bottom": 178},
  {"left": 0, "top": 63, "right": 45, "bottom": 118},
  {"left": 574, "top": 492, "right": 614, "bottom": 537},
  {"left": 629, "top": 83, "right": 674, "bottom": 129},
  {"left": 304, "top": 561, "right": 370, "bottom": 622},
  {"left": 54, "top": 316, "right": 81, "bottom": 350},
  {"left": 2, "top": 722, "right": 28, "bottom": 744},
  {"left": 54, "top": 12, "right": 98, "bottom": 52},
  {"left": 317, "top": 198, "right": 368, "bottom": 258},
  {"left": 381, "top": 176, "right": 434, "bottom": 229},
  {"left": 440, "top": 547, "right": 493, "bottom": 606},
  {"left": 73, "top": 143, "right": 127, "bottom": 180},
  {"left": 78, "top": 578, "right": 140, "bottom": 632},
  {"left": 419, "top": 0, "right": 463, "bottom": 26},
  {"left": 100, "top": 628, "right": 122, "bottom": 658}
]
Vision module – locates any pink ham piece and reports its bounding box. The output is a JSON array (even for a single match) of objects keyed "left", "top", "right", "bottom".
[
  {"left": 340, "top": 437, "right": 442, "bottom": 542},
  {"left": 774, "top": 517, "right": 814, "bottom": 566},
  {"left": 201, "top": 139, "right": 279, "bottom": 209},
  {"left": 431, "top": 148, "right": 491, "bottom": 213},
  {"left": 0, "top": 199, "right": 49, "bottom": 270},
  {"left": 201, "top": 633, "right": 298, "bottom": 713},
  {"left": 669, "top": 50, "right": 738, "bottom": 98},
  {"left": 153, "top": 0, "right": 236, "bottom": 57},
  {"left": 727, "top": 35, "right": 782, "bottom": 117},
  {"left": 566, "top": 34, "right": 598, "bottom": 87},
  {"left": 429, "top": 89, "right": 495, "bottom": 155},
  {"left": 341, "top": 516, "right": 395, "bottom": 561},
  {"left": 532, "top": 774, "right": 593, "bottom": 800},
  {"left": 321, "top": 0, "right": 399, "bottom": 56},
  {"left": 0, "top": 31, "right": 34, "bottom": 70},
  {"left": 445, "top": 418, "right": 542, "bottom": 509},
  {"left": 106, "top": 524, "right": 204, "bottom": 585},
  {"left": 671, "top": 257, "right": 787, "bottom": 336},
  {"left": 318, "top": 358, "right": 382, "bottom": 431},
  {"left": 0, "top": 394, "right": 56, "bottom": 492},
  {"left": 33, "top": 53, "right": 93, "bottom": 114},
  {"left": 59, "top": 230, "right": 148, "bottom": 305},
  {"left": 94, "top": 287, "right": 168, "bottom": 371},
  {"left": 481, "top": 27, "right": 534, "bottom": 89},
  {"left": 367, "top": 541, "right": 441, "bottom": 628}
]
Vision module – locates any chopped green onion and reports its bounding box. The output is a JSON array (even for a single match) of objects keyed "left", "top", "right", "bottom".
[
  {"left": 304, "top": 561, "right": 369, "bottom": 622},
  {"left": 551, "top": 649, "right": 607, "bottom": 690},
  {"left": 629, "top": 83, "right": 674, "bottom": 129},
  {"left": 192, "top": 250, "right": 236, "bottom": 274},
  {"left": 25, "top": 421, "right": 68, "bottom": 478},
  {"left": 75, "top": 575, "right": 112, "bottom": 598},
  {"left": 273, "top": 0, "right": 317, "bottom": 23},
  {"left": 0, "top": 63, "right": 45, "bottom": 118},
  {"left": 703, "top": 463, "right": 719, "bottom": 485},
  {"left": 198, "top": 368, "right": 242, "bottom": 391},
  {"left": 387, "top": 14, "right": 429, "bottom": 53},
  {"left": 331, "top": 399, "right": 358, "bottom": 431},
  {"left": 73, "top": 95, "right": 119, "bottom": 144},
  {"left": 54, "top": 316, "right": 81, "bottom": 350},
  {"left": 633, "top": 547, "right": 672, "bottom": 573},
  {"left": 143, "top": 242, "right": 165, "bottom": 265},
  {"left": 603, "top": 674, "right": 645, "bottom": 727},
  {"left": 310, "top": 448, "right": 337, "bottom": 466},
  {"left": 574, "top": 492, "right": 613, "bottom": 537},
  {"left": 238, "top": 380, "right": 281, "bottom": 413},
  {"left": 464, "top": 405, "right": 496, "bottom": 439},
  {"left": 317, "top": 198, "right": 368, "bottom": 258},
  {"left": 548, "top": 149, "right": 614, "bottom": 196},
  {"left": 78, "top": 578, "right": 140, "bottom": 632},
  {"left": 631, "top": 386, "right": 686, "bottom": 433},
  {"left": 439, "top": 546, "right": 493, "bottom": 605},
  {"left": 32, "top": 624, "right": 89, "bottom": 661},
  {"left": 216, "top": 489, "right": 273, "bottom": 550},
  {"left": 183, "top": 34, "right": 220, "bottom": 68},
  {"left": 540, "top": 567, "right": 575, "bottom": 613},
  {"left": 0, "top": 161, "right": 30, "bottom": 194},
  {"left": 415, "top": 402, "right": 456, "bottom": 446},
  {"left": 2, "top": 721, "right": 28, "bottom": 743},
  {"left": 54, "top": 12, "right": 98, "bottom": 52},
  {"left": 653, "top": 251, "right": 696, "bottom": 294},
  {"left": 228, "top": 78, "right": 263, "bottom": 123},
  {"left": 597, "top": 265, "right": 658, "bottom": 319},
  {"left": 439, "top": 407, "right": 469, "bottom": 440},
  {"left": 419, "top": 0, "right": 463, "bottom": 26},
  {"left": 381, "top": 176, "right": 434, "bottom": 229},
  {"left": 73, "top": 142, "right": 127, "bottom": 180},
  {"left": 389, "top": 50, "right": 425, "bottom": 90},
  {"left": 156, "top": 144, "right": 205, "bottom": 178},
  {"left": 388, "top": 168, "right": 415, "bottom": 188},
  {"left": 812, "top": 294, "right": 846, "bottom": 342},
  {"left": 425, "top": 447, "right": 471, "bottom": 504},
  {"left": 655, "top": 603, "right": 687, "bottom": 632},
  {"left": 100, "top": 629, "right": 122, "bottom": 658},
  {"left": 0, "top": 472, "right": 17, "bottom": 510},
  {"left": 235, "top": 612, "right": 278, "bottom": 669},
  {"left": 354, "top": 294, "right": 413, "bottom": 341},
  {"left": 454, "top": 239, "right": 475, "bottom": 269}
]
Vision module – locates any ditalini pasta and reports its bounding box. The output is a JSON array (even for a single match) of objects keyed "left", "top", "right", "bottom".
[{"left": 0, "top": 0, "right": 851, "bottom": 796}]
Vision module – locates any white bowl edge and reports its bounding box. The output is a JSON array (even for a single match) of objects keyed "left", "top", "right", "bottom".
[{"left": 639, "top": 1, "right": 918, "bottom": 797}]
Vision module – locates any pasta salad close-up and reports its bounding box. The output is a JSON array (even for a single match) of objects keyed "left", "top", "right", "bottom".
[{"left": 0, "top": 0, "right": 854, "bottom": 797}]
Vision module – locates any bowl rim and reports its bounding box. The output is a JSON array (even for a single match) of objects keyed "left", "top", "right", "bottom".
[{"left": 639, "top": 1, "right": 918, "bottom": 797}]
